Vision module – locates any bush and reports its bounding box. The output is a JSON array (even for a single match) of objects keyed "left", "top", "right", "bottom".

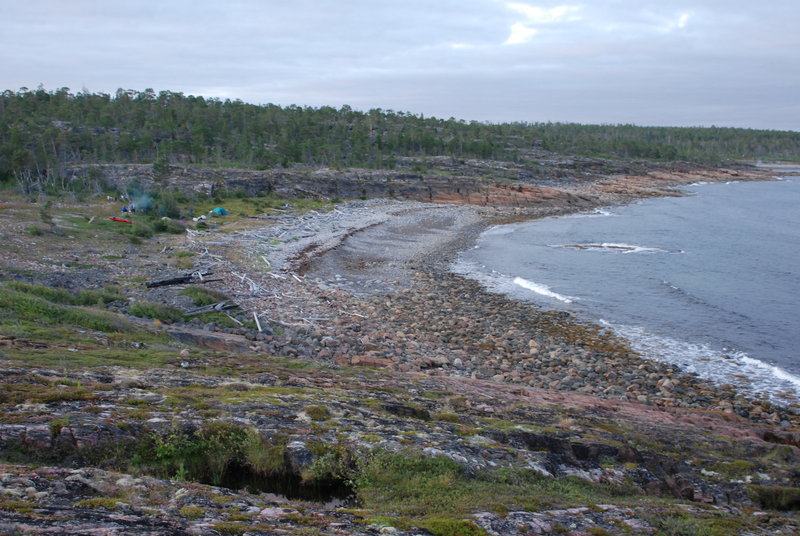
[
  {"left": 133, "top": 422, "right": 258, "bottom": 485},
  {"left": 153, "top": 191, "right": 180, "bottom": 218},
  {"left": 748, "top": 485, "right": 800, "bottom": 510},
  {"left": 152, "top": 217, "right": 186, "bottom": 234},
  {"left": 127, "top": 221, "right": 154, "bottom": 238}
]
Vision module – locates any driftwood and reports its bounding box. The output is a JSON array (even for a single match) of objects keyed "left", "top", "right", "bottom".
[
  {"left": 145, "top": 271, "right": 213, "bottom": 288},
  {"left": 184, "top": 301, "right": 237, "bottom": 317}
]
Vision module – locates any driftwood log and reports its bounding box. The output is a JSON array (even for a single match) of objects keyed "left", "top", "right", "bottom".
[
  {"left": 145, "top": 271, "right": 213, "bottom": 288},
  {"left": 184, "top": 301, "right": 238, "bottom": 317}
]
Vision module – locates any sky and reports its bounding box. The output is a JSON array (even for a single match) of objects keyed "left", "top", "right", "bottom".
[{"left": 2, "top": 0, "right": 799, "bottom": 131}]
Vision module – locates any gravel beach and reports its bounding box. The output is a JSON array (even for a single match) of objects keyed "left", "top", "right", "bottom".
[{"left": 194, "top": 190, "right": 799, "bottom": 425}]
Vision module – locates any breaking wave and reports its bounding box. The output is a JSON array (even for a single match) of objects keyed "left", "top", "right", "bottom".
[
  {"left": 605, "top": 321, "right": 800, "bottom": 404},
  {"left": 562, "top": 208, "right": 616, "bottom": 219},
  {"left": 512, "top": 277, "right": 576, "bottom": 304},
  {"left": 553, "top": 242, "right": 671, "bottom": 254},
  {"left": 450, "top": 261, "right": 577, "bottom": 305}
]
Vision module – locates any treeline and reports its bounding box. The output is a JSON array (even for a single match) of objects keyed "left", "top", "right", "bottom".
[{"left": 1, "top": 87, "right": 799, "bottom": 184}]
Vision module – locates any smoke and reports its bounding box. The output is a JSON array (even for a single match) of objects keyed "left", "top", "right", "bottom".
[{"left": 132, "top": 194, "right": 153, "bottom": 212}]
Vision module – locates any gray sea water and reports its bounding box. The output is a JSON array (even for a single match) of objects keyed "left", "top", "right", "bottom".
[{"left": 454, "top": 172, "right": 800, "bottom": 402}]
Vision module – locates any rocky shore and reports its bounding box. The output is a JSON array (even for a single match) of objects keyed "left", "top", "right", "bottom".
[
  {"left": 189, "top": 167, "right": 798, "bottom": 424},
  {"left": 1, "top": 161, "right": 799, "bottom": 534}
]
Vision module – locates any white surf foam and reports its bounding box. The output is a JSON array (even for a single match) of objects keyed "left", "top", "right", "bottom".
[
  {"left": 513, "top": 276, "right": 576, "bottom": 303},
  {"left": 563, "top": 208, "right": 616, "bottom": 219},
  {"left": 553, "top": 242, "right": 668, "bottom": 254},
  {"left": 451, "top": 260, "right": 577, "bottom": 305},
  {"left": 604, "top": 321, "right": 800, "bottom": 404}
]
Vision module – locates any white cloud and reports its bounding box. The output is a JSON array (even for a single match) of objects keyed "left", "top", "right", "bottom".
[
  {"left": 657, "top": 12, "right": 691, "bottom": 32},
  {"left": 506, "top": 3, "right": 582, "bottom": 24},
  {"left": 0, "top": 1, "right": 798, "bottom": 130},
  {"left": 504, "top": 22, "right": 540, "bottom": 45},
  {"left": 503, "top": 3, "right": 582, "bottom": 45}
]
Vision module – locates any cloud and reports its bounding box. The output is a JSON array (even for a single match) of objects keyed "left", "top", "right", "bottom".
[
  {"left": 506, "top": 3, "right": 582, "bottom": 24},
  {"left": 503, "top": 3, "right": 582, "bottom": 45},
  {"left": 504, "top": 22, "right": 540, "bottom": 45},
  {"left": 0, "top": 0, "right": 798, "bottom": 130}
]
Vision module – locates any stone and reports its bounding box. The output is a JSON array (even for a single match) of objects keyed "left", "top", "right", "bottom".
[{"left": 284, "top": 441, "right": 314, "bottom": 474}]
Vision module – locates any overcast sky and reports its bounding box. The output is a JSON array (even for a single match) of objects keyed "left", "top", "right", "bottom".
[{"left": 2, "top": 1, "right": 798, "bottom": 130}]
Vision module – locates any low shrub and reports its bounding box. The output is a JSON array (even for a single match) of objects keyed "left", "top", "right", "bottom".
[
  {"left": 127, "top": 221, "right": 154, "bottom": 238},
  {"left": 748, "top": 485, "right": 800, "bottom": 510},
  {"left": 152, "top": 217, "right": 186, "bottom": 234}
]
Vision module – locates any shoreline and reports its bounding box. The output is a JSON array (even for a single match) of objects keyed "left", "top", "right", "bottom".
[
  {"left": 201, "top": 166, "right": 799, "bottom": 424},
  {"left": 454, "top": 178, "right": 800, "bottom": 406},
  {"left": 3, "top": 164, "right": 800, "bottom": 534}
]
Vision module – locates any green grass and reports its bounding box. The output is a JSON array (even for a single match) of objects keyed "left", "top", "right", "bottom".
[
  {"left": 354, "top": 450, "right": 641, "bottom": 517},
  {"left": 180, "top": 287, "right": 231, "bottom": 306},
  {"left": 6, "top": 281, "right": 123, "bottom": 306},
  {"left": 642, "top": 508, "right": 757, "bottom": 536},
  {"left": 0, "top": 381, "right": 105, "bottom": 405},
  {"left": 75, "top": 497, "right": 124, "bottom": 510},
  {"left": 128, "top": 301, "right": 184, "bottom": 322},
  {"left": 0, "top": 283, "right": 127, "bottom": 333},
  {"left": 7, "top": 345, "right": 178, "bottom": 369},
  {"left": 188, "top": 194, "right": 334, "bottom": 221}
]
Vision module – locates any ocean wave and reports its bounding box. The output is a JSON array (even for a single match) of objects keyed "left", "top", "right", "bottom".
[
  {"left": 553, "top": 242, "right": 669, "bottom": 254},
  {"left": 451, "top": 260, "right": 578, "bottom": 305},
  {"left": 512, "top": 277, "right": 576, "bottom": 303},
  {"left": 563, "top": 208, "right": 616, "bottom": 219},
  {"left": 604, "top": 322, "right": 800, "bottom": 404}
]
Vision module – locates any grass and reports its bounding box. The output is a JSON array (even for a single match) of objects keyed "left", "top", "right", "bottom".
[
  {"left": 179, "top": 505, "right": 205, "bottom": 519},
  {"left": 128, "top": 301, "right": 184, "bottom": 323},
  {"left": 641, "top": 508, "right": 760, "bottom": 536},
  {"left": 6, "top": 345, "right": 178, "bottom": 369},
  {"left": 76, "top": 497, "right": 124, "bottom": 510},
  {"left": 354, "top": 450, "right": 641, "bottom": 517},
  {"left": 180, "top": 287, "right": 231, "bottom": 306},
  {"left": 0, "top": 381, "right": 105, "bottom": 405},
  {"left": 0, "top": 283, "right": 128, "bottom": 334},
  {"left": 0, "top": 500, "right": 40, "bottom": 515},
  {"left": 188, "top": 194, "right": 334, "bottom": 221},
  {"left": 6, "top": 281, "right": 123, "bottom": 306},
  {"left": 303, "top": 405, "right": 331, "bottom": 421}
]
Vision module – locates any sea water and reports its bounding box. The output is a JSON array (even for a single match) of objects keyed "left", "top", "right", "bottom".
[{"left": 453, "top": 172, "right": 800, "bottom": 403}]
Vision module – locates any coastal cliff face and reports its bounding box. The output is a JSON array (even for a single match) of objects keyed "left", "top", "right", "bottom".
[{"left": 64, "top": 158, "right": 770, "bottom": 209}]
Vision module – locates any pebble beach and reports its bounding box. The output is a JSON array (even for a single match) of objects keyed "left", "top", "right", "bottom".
[{"left": 196, "top": 197, "right": 799, "bottom": 425}]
